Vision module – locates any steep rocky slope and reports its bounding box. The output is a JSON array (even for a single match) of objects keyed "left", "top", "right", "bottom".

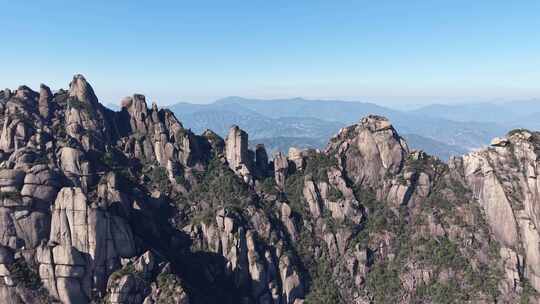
[
  {"left": 451, "top": 131, "right": 540, "bottom": 302},
  {"left": 0, "top": 75, "right": 537, "bottom": 303}
]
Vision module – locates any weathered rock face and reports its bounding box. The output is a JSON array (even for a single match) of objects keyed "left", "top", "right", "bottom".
[
  {"left": 254, "top": 144, "right": 269, "bottom": 177},
  {"left": 327, "top": 115, "right": 433, "bottom": 209},
  {"left": 38, "top": 84, "right": 52, "bottom": 120},
  {"left": 452, "top": 130, "right": 540, "bottom": 301},
  {"left": 225, "top": 125, "right": 255, "bottom": 185},
  {"left": 122, "top": 94, "right": 152, "bottom": 135},
  {"left": 40, "top": 187, "right": 136, "bottom": 302},
  {"left": 288, "top": 147, "right": 305, "bottom": 171},
  {"left": 226, "top": 126, "right": 248, "bottom": 171},
  {"left": 0, "top": 107, "right": 36, "bottom": 154},
  {"left": 0, "top": 75, "right": 197, "bottom": 304},
  {"left": 0, "top": 75, "right": 303, "bottom": 304},
  {"left": 65, "top": 74, "right": 111, "bottom": 151},
  {"left": 270, "top": 117, "right": 517, "bottom": 303},
  {"left": 327, "top": 115, "right": 408, "bottom": 188},
  {"left": 273, "top": 152, "right": 289, "bottom": 190},
  {"left": 0, "top": 75, "right": 535, "bottom": 304},
  {"left": 185, "top": 207, "right": 304, "bottom": 304},
  {"left": 106, "top": 251, "right": 190, "bottom": 304},
  {"left": 21, "top": 164, "right": 61, "bottom": 210},
  {"left": 68, "top": 75, "right": 99, "bottom": 107},
  {"left": 120, "top": 93, "right": 205, "bottom": 173}
]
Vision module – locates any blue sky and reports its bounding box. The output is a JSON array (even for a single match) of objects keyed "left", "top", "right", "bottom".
[{"left": 1, "top": 0, "right": 539, "bottom": 106}]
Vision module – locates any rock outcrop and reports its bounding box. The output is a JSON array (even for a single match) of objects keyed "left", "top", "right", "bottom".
[
  {"left": 225, "top": 125, "right": 255, "bottom": 185},
  {"left": 327, "top": 115, "right": 408, "bottom": 188},
  {"left": 0, "top": 75, "right": 536, "bottom": 304},
  {"left": 273, "top": 152, "right": 289, "bottom": 190},
  {"left": 38, "top": 84, "right": 52, "bottom": 120},
  {"left": 65, "top": 74, "right": 111, "bottom": 151},
  {"left": 452, "top": 129, "right": 540, "bottom": 302}
]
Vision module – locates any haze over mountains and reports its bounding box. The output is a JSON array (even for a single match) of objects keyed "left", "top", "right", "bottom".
[
  {"left": 412, "top": 100, "right": 540, "bottom": 127},
  {"left": 153, "top": 96, "right": 540, "bottom": 160}
]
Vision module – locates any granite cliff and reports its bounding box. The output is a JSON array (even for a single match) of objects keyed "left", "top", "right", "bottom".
[{"left": 0, "top": 75, "right": 538, "bottom": 303}]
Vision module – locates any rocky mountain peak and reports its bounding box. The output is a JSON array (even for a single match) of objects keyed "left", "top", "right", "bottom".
[
  {"left": 360, "top": 114, "right": 394, "bottom": 132},
  {"left": 328, "top": 114, "right": 407, "bottom": 151},
  {"left": 225, "top": 125, "right": 254, "bottom": 184},
  {"left": 38, "top": 84, "right": 51, "bottom": 98},
  {"left": 14, "top": 85, "right": 38, "bottom": 101},
  {"left": 450, "top": 127, "right": 540, "bottom": 299},
  {"left": 488, "top": 129, "right": 538, "bottom": 149},
  {"left": 68, "top": 74, "right": 98, "bottom": 106},
  {"left": 65, "top": 75, "right": 110, "bottom": 151},
  {"left": 122, "top": 94, "right": 148, "bottom": 113},
  {"left": 506, "top": 128, "right": 540, "bottom": 145},
  {"left": 0, "top": 75, "right": 538, "bottom": 303},
  {"left": 0, "top": 88, "right": 11, "bottom": 101},
  {"left": 38, "top": 84, "right": 52, "bottom": 120},
  {"left": 326, "top": 113, "right": 409, "bottom": 191}
]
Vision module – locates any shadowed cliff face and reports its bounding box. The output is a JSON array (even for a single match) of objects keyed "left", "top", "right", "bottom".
[{"left": 0, "top": 75, "right": 537, "bottom": 304}]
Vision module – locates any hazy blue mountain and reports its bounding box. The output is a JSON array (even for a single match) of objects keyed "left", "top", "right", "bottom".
[
  {"left": 170, "top": 102, "right": 343, "bottom": 140},
  {"left": 514, "top": 112, "right": 540, "bottom": 131},
  {"left": 104, "top": 102, "right": 120, "bottom": 111},
  {"left": 214, "top": 96, "right": 398, "bottom": 124},
  {"left": 170, "top": 101, "right": 263, "bottom": 117},
  {"left": 213, "top": 97, "right": 506, "bottom": 149},
  {"left": 249, "top": 133, "right": 469, "bottom": 161},
  {"left": 505, "top": 100, "right": 540, "bottom": 115},
  {"left": 166, "top": 97, "right": 513, "bottom": 159},
  {"left": 389, "top": 117, "right": 504, "bottom": 150},
  {"left": 401, "top": 133, "right": 469, "bottom": 160},
  {"left": 412, "top": 100, "right": 540, "bottom": 125},
  {"left": 410, "top": 103, "right": 513, "bottom": 123},
  {"left": 249, "top": 137, "right": 328, "bottom": 155}
]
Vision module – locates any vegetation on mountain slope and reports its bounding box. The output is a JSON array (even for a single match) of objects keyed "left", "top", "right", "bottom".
[{"left": 0, "top": 76, "right": 536, "bottom": 304}]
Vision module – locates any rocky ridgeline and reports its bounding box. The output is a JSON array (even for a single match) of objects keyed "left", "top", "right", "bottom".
[
  {"left": 0, "top": 75, "right": 538, "bottom": 303},
  {"left": 451, "top": 130, "right": 540, "bottom": 299}
]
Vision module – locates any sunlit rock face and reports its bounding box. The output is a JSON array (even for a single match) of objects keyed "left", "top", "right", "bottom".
[
  {"left": 0, "top": 75, "right": 537, "bottom": 304},
  {"left": 453, "top": 129, "right": 540, "bottom": 298}
]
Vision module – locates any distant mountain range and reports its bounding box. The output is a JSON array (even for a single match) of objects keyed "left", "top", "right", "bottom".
[
  {"left": 412, "top": 100, "right": 540, "bottom": 128},
  {"left": 108, "top": 97, "right": 538, "bottom": 160}
]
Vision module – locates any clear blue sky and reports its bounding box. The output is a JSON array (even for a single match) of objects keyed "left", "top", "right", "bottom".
[{"left": 1, "top": 0, "right": 539, "bottom": 105}]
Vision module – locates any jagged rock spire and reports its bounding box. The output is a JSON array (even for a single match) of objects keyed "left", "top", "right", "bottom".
[
  {"left": 65, "top": 74, "right": 109, "bottom": 151},
  {"left": 121, "top": 94, "right": 151, "bottom": 134},
  {"left": 14, "top": 85, "right": 38, "bottom": 100},
  {"left": 226, "top": 125, "right": 254, "bottom": 184},
  {"left": 38, "top": 83, "right": 52, "bottom": 119},
  {"left": 254, "top": 144, "right": 269, "bottom": 176},
  {"left": 226, "top": 125, "right": 249, "bottom": 171},
  {"left": 68, "top": 74, "right": 99, "bottom": 105},
  {"left": 1, "top": 88, "right": 11, "bottom": 100}
]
